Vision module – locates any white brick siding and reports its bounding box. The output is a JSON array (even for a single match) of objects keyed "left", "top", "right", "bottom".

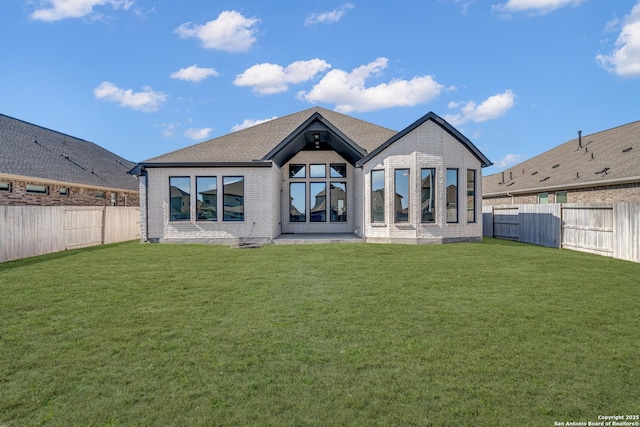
[
  {"left": 361, "top": 120, "right": 483, "bottom": 243},
  {"left": 145, "top": 166, "right": 279, "bottom": 243}
]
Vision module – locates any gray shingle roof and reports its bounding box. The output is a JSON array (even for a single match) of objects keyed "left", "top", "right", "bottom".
[
  {"left": 142, "top": 107, "right": 398, "bottom": 164},
  {"left": 0, "top": 113, "right": 139, "bottom": 191},
  {"left": 483, "top": 120, "right": 640, "bottom": 196}
]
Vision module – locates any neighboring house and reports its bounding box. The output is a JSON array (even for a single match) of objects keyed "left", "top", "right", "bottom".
[
  {"left": 483, "top": 120, "right": 640, "bottom": 205},
  {"left": 0, "top": 113, "right": 139, "bottom": 206},
  {"left": 131, "top": 107, "right": 491, "bottom": 244}
]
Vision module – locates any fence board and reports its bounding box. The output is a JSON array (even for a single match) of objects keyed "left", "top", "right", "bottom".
[
  {"left": 1, "top": 206, "right": 140, "bottom": 263},
  {"left": 561, "top": 205, "right": 613, "bottom": 257},
  {"left": 613, "top": 203, "right": 640, "bottom": 263}
]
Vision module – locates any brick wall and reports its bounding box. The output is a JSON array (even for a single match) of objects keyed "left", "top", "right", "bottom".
[
  {"left": 482, "top": 181, "right": 640, "bottom": 206},
  {"left": 145, "top": 166, "right": 278, "bottom": 243},
  {"left": 361, "top": 120, "right": 483, "bottom": 243},
  {"left": 0, "top": 176, "right": 139, "bottom": 207}
]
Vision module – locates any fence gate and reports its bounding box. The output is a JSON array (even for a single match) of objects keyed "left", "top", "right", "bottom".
[
  {"left": 561, "top": 205, "right": 614, "bottom": 257},
  {"left": 492, "top": 206, "right": 519, "bottom": 241}
]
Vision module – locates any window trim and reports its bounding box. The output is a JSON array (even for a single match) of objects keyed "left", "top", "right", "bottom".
[
  {"left": 446, "top": 168, "right": 459, "bottom": 224},
  {"left": 26, "top": 184, "right": 49, "bottom": 195},
  {"left": 289, "top": 182, "right": 306, "bottom": 222},
  {"left": 196, "top": 176, "right": 218, "bottom": 221},
  {"left": 223, "top": 176, "right": 244, "bottom": 222},
  {"left": 394, "top": 168, "right": 410, "bottom": 223},
  {"left": 421, "top": 168, "right": 436, "bottom": 223},
  {"left": 0, "top": 181, "right": 12, "bottom": 192},
  {"left": 467, "top": 169, "right": 477, "bottom": 223},
  {"left": 370, "top": 169, "right": 385, "bottom": 224},
  {"left": 169, "top": 176, "right": 191, "bottom": 221}
]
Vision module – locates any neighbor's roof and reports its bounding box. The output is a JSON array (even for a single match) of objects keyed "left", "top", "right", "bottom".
[
  {"left": 141, "top": 107, "right": 397, "bottom": 165},
  {"left": 0, "top": 113, "right": 139, "bottom": 191},
  {"left": 483, "top": 119, "right": 640, "bottom": 197}
]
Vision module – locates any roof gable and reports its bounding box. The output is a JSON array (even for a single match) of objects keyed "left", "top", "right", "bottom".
[
  {"left": 0, "top": 113, "right": 139, "bottom": 191},
  {"left": 262, "top": 112, "right": 368, "bottom": 166},
  {"left": 356, "top": 111, "right": 492, "bottom": 167},
  {"left": 140, "top": 107, "right": 397, "bottom": 167}
]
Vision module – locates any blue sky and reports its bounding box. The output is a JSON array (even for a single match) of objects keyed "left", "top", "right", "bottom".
[{"left": 2, "top": 0, "right": 639, "bottom": 174}]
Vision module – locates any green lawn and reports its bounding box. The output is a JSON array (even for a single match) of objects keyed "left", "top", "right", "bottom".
[{"left": 1, "top": 239, "right": 638, "bottom": 426}]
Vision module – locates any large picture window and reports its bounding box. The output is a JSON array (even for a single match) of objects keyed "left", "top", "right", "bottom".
[
  {"left": 170, "top": 176, "right": 191, "bottom": 221},
  {"left": 446, "top": 169, "right": 458, "bottom": 223},
  {"left": 330, "top": 182, "right": 346, "bottom": 222},
  {"left": 289, "top": 182, "right": 306, "bottom": 222},
  {"left": 467, "top": 169, "right": 476, "bottom": 223},
  {"left": 196, "top": 177, "right": 217, "bottom": 221},
  {"left": 371, "top": 170, "right": 385, "bottom": 223},
  {"left": 223, "top": 176, "right": 244, "bottom": 221},
  {"left": 421, "top": 168, "right": 436, "bottom": 223},
  {"left": 394, "top": 169, "right": 410, "bottom": 223},
  {"left": 310, "top": 182, "right": 326, "bottom": 222}
]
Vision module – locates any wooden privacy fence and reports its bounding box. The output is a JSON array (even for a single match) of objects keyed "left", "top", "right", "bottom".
[
  {"left": 483, "top": 203, "right": 640, "bottom": 263},
  {"left": 0, "top": 206, "right": 140, "bottom": 263}
]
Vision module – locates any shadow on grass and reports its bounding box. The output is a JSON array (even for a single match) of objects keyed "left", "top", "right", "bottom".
[{"left": 0, "top": 240, "right": 138, "bottom": 271}]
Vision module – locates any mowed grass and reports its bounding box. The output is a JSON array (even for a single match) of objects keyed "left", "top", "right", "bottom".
[{"left": 0, "top": 239, "right": 638, "bottom": 426}]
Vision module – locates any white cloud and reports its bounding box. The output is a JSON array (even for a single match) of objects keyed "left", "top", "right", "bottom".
[
  {"left": 175, "top": 10, "right": 259, "bottom": 53},
  {"left": 93, "top": 81, "right": 166, "bottom": 112},
  {"left": 444, "top": 90, "right": 515, "bottom": 125},
  {"left": 234, "top": 59, "right": 331, "bottom": 95},
  {"left": 170, "top": 65, "right": 219, "bottom": 83},
  {"left": 231, "top": 117, "right": 278, "bottom": 132},
  {"left": 30, "top": 0, "right": 133, "bottom": 21},
  {"left": 184, "top": 128, "right": 213, "bottom": 140},
  {"left": 496, "top": 153, "right": 526, "bottom": 169},
  {"left": 305, "top": 3, "right": 355, "bottom": 25},
  {"left": 298, "top": 57, "right": 444, "bottom": 113},
  {"left": 596, "top": 2, "right": 640, "bottom": 77},
  {"left": 492, "top": 0, "right": 584, "bottom": 15}
]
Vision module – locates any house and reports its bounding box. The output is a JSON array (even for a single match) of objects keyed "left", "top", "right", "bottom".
[
  {"left": 0, "top": 113, "right": 140, "bottom": 206},
  {"left": 483, "top": 120, "right": 640, "bottom": 205},
  {"left": 131, "top": 107, "right": 491, "bottom": 244}
]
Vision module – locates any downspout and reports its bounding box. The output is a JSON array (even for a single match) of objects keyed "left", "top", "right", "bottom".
[
  {"left": 142, "top": 168, "right": 150, "bottom": 242},
  {"left": 506, "top": 192, "right": 515, "bottom": 205}
]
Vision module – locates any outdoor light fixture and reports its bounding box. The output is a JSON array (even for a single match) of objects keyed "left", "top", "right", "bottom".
[{"left": 314, "top": 133, "right": 320, "bottom": 148}]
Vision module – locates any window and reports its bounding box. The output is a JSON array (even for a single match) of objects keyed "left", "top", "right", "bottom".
[
  {"left": 289, "top": 182, "right": 306, "bottom": 222},
  {"left": 371, "top": 170, "right": 385, "bottom": 223},
  {"left": 330, "top": 163, "right": 347, "bottom": 178},
  {"left": 289, "top": 164, "right": 306, "bottom": 178},
  {"left": 421, "top": 168, "right": 436, "bottom": 223},
  {"left": 538, "top": 192, "right": 549, "bottom": 204},
  {"left": 555, "top": 191, "right": 567, "bottom": 204},
  {"left": 26, "top": 184, "right": 48, "bottom": 195},
  {"left": 330, "top": 182, "right": 347, "bottom": 222},
  {"left": 310, "top": 164, "right": 326, "bottom": 178},
  {"left": 59, "top": 187, "right": 69, "bottom": 196},
  {"left": 310, "top": 182, "right": 326, "bottom": 222},
  {"left": 467, "top": 169, "right": 476, "bottom": 223},
  {"left": 95, "top": 191, "right": 106, "bottom": 199},
  {"left": 0, "top": 181, "right": 12, "bottom": 192},
  {"left": 196, "top": 177, "right": 217, "bottom": 221},
  {"left": 223, "top": 176, "right": 244, "bottom": 221},
  {"left": 446, "top": 168, "right": 458, "bottom": 223},
  {"left": 395, "top": 169, "right": 410, "bottom": 223},
  {"left": 170, "top": 176, "right": 191, "bottom": 221}
]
